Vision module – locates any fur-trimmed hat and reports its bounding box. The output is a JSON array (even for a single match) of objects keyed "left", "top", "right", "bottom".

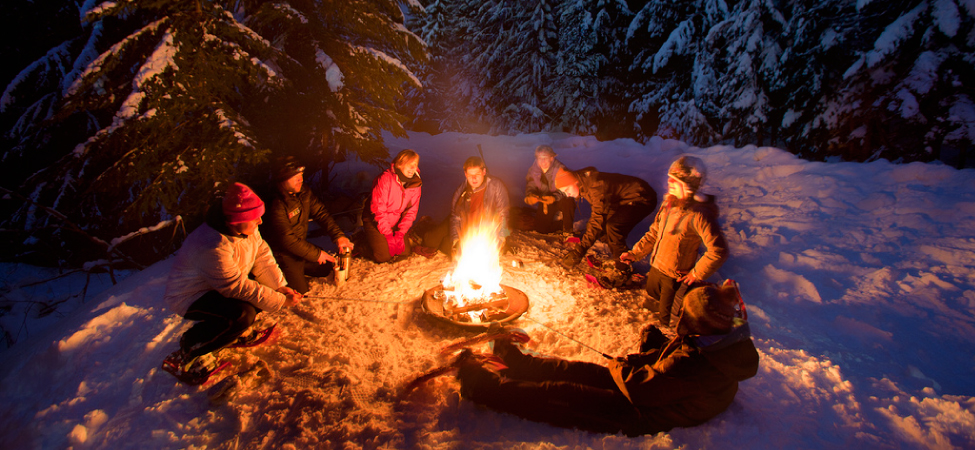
[
  {"left": 554, "top": 168, "right": 578, "bottom": 189},
  {"left": 667, "top": 156, "right": 707, "bottom": 192},
  {"left": 223, "top": 182, "right": 265, "bottom": 224},
  {"left": 534, "top": 145, "right": 556, "bottom": 158},
  {"left": 679, "top": 284, "right": 738, "bottom": 336}
]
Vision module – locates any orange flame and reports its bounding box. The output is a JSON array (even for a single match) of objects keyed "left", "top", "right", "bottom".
[{"left": 441, "top": 217, "right": 504, "bottom": 321}]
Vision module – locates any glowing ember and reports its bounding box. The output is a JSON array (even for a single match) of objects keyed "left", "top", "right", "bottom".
[{"left": 440, "top": 218, "right": 505, "bottom": 322}]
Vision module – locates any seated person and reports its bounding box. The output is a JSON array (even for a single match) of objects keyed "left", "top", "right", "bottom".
[
  {"left": 422, "top": 156, "right": 510, "bottom": 259},
  {"left": 524, "top": 145, "right": 575, "bottom": 235},
  {"left": 454, "top": 283, "right": 759, "bottom": 436},
  {"left": 361, "top": 149, "right": 422, "bottom": 263},
  {"left": 263, "top": 156, "right": 353, "bottom": 294}
]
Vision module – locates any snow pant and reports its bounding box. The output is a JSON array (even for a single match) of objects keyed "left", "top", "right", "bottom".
[
  {"left": 643, "top": 267, "right": 687, "bottom": 327},
  {"left": 597, "top": 201, "right": 656, "bottom": 259},
  {"left": 420, "top": 217, "right": 454, "bottom": 260},
  {"left": 274, "top": 251, "right": 333, "bottom": 294},
  {"left": 180, "top": 291, "right": 258, "bottom": 360},
  {"left": 533, "top": 197, "right": 576, "bottom": 234},
  {"left": 361, "top": 220, "right": 412, "bottom": 263},
  {"left": 457, "top": 347, "right": 646, "bottom": 435}
]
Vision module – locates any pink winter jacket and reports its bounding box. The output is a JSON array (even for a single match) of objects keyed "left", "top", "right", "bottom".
[
  {"left": 164, "top": 221, "right": 288, "bottom": 316},
  {"left": 370, "top": 164, "right": 422, "bottom": 236}
]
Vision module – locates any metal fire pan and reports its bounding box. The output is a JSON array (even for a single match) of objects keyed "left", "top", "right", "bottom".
[{"left": 420, "top": 284, "right": 529, "bottom": 330}]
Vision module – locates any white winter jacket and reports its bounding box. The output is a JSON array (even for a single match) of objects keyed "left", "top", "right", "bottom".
[{"left": 164, "top": 221, "right": 288, "bottom": 316}]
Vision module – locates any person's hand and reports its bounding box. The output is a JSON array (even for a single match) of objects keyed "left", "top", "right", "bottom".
[
  {"left": 540, "top": 195, "right": 555, "bottom": 205},
  {"left": 386, "top": 233, "right": 406, "bottom": 257},
  {"left": 317, "top": 250, "right": 336, "bottom": 265},
  {"left": 619, "top": 252, "right": 636, "bottom": 264},
  {"left": 336, "top": 236, "right": 354, "bottom": 254},
  {"left": 524, "top": 195, "right": 539, "bottom": 206},
  {"left": 278, "top": 286, "right": 303, "bottom": 306},
  {"left": 677, "top": 272, "right": 699, "bottom": 285}
]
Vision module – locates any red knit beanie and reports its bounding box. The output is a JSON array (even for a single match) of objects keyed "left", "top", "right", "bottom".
[
  {"left": 554, "top": 168, "right": 578, "bottom": 189},
  {"left": 223, "top": 182, "right": 265, "bottom": 224}
]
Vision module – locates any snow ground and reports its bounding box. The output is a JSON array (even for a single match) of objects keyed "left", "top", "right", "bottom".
[{"left": 1, "top": 131, "right": 974, "bottom": 449}]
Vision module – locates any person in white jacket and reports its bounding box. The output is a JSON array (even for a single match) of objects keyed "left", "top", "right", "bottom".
[{"left": 162, "top": 182, "right": 301, "bottom": 384}]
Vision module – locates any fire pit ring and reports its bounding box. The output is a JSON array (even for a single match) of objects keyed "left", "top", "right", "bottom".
[{"left": 420, "top": 284, "right": 529, "bottom": 329}]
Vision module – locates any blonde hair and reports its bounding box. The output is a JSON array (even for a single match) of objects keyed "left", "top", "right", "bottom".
[{"left": 393, "top": 149, "right": 419, "bottom": 168}]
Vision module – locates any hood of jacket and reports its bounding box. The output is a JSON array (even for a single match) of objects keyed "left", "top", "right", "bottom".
[
  {"left": 692, "top": 322, "right": 760, "bottom": 382},
  {"left": 204, "top": 202, "right": 238, "bottom": 237}
]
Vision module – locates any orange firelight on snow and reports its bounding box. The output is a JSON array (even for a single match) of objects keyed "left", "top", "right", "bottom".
[{"left": 440, "top": 217, "right": 504, "bottom": 322}]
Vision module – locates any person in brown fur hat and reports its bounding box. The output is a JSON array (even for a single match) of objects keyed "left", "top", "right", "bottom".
[{"left": 453, "top": 281, "right": 758, "bottom": 436}]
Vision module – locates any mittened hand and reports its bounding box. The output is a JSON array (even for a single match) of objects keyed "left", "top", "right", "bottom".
[
  {"left": 386, "top": 233, "right": 406, "bottom": 257},
  {"left": 524, "top": 195, "right": 539, "bottom": 206},
  {"left": 540, "top": 195, "right": 555, "bottom": 205}
]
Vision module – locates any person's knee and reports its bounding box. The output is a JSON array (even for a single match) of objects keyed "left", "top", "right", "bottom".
[{"left": 231, "top": 302, "right": 258, "bottom": 330}]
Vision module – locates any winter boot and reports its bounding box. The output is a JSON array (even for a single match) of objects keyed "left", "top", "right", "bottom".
[
  {"left": 228, "top": 323, "right": 277, "bottom": 348},
  {"left": 161, "top": 349, "right": 230, "bottom": 386}
]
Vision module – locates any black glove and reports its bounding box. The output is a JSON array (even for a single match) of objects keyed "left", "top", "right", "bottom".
[
  {"left": 620, "top": 352, "right": 659, "bottom": 367},
  {"left": 560, "top": 249, "right": 582, "bottom": 268},
  {"left": 639, "top": 324, "right": 667, "bottom": 353}
]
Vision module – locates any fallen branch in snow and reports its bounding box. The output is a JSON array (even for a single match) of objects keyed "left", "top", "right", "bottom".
[{"left": 108, "top": 216, "right": 183, "bottom": 251}]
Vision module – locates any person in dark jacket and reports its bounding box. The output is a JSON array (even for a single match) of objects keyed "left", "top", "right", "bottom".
[
  {"left": 362, "top": 149, "right": 422, "bottom": 263},
  {"left": 262, "top": 157, "right": 353, "bottom": 294},
  {"left": 621, "top": 156, "right": 729, "bottom": 326},
  {"left": 524, "top": 145, "right": 575, "bottom": 235},
  {"left": 554, "top": 167, "right": 657, "bottom": 268},
  {"left": 454, "top": 282, "right": 759, "bottom": 436}
]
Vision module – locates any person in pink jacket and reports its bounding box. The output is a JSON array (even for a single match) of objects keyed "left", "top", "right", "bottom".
[
  {"left": 162, "top": 183, "right": 302, "bottom": 384},
  {"left": 362, "top": 149, "right": 422, "bottom": 263}
]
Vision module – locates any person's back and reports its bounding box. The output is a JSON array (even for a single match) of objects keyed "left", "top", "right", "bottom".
[{"left": 556, "top": 167, "right": 657, "bottom": 266}]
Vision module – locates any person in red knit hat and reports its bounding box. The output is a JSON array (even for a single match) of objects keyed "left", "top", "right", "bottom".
[{"left": 161, "top": 182, "right": 302, "bottom": 384}]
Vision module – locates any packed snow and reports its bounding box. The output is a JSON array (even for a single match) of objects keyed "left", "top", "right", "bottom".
[{"left": 2, "top": 131, "right": 974, "bottom": 449}]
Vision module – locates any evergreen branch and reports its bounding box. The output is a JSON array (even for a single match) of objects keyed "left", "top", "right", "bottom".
[{"left": 0, "top": 185, "right": 144, "bottom": 271}]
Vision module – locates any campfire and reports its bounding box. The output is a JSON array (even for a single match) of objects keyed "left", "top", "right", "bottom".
[{"left": 420, "top": 217, "right": 528, "bottom": 328}]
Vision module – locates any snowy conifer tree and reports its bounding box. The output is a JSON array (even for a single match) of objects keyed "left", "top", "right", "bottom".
[
  {"left": 814, "top": 0, "right": 975, "bottom": 165},
  {"left": 547, "top": 0, "right": 605, "bottom": 134},
  {"left": 0, "top": 0, "right": 424, "bottom": 265},
  {"left": 624, "top": 0, "right": 724, "bottom": 144},
  {"left": 694, "top": 0, "right": 787, "bottom": 147},
  {"left": 769, "top": 0, "right": 858, "bottom": 159},
  {"left": 494, "top": 0, "right": 559, "bottom": 133}
]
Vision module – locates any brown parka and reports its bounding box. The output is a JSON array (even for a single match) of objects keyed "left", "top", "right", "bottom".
[
  {"left": 608, "top": 322, "right": 760, "bottom": 434},
  {"left": 629, "top": 194, "right": 728, "bottom": 281}
]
